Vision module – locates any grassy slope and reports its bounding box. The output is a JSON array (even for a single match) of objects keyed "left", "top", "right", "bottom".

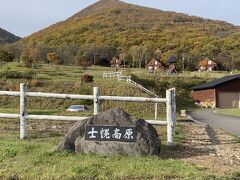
[
  {"left": 0, "top": 63, "right": 169, "bottom": 120},
  {"left": 0, "top": 62, "right": 234, "bottom": 119}
]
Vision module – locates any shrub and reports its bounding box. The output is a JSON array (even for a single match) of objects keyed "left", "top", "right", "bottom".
[
  {"left": 81, "top": 74, "right": 94, "bottom": 83},
  {"left": 78, "top": 60, "right": 92, "bottom": 70},
  {"left": 47, "top": 52, "right": 62, "bottom": 65},
  {"left": 29, "top": 79, "right": 43, "bottom": 87},
  {"left": 0, "top": 70, "right": 36, "bottom": 79},
  {"left": 20, "top": 51, "right": 34, "bottom": 68}
]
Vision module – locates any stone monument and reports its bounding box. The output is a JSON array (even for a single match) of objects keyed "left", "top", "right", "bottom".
[{"left": 59, "top": 108, "right": 161, "bottom": 156}]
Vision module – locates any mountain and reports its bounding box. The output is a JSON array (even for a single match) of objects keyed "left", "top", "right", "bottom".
[
  {"left": 17, "top": 0, "right": 240, "bottom": 61},
  {"left": 0, "top": 28, "right": 21, "bottom": 44},
  {"left": 68, "top": 0, "right": 127, "bottom": 20}
]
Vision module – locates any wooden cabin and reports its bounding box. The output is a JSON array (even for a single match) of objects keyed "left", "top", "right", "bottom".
[
  {"left": 197, "top": 58, "right": 218, "bottom": 71},
  {"left": 110, "top": 57, "right": 121, "bottom": 68},
  {"left": 145, "top": 58, "right": 165, "bottom": 73}
]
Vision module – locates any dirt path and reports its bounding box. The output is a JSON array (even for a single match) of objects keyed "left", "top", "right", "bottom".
[{"left": 161, "top": 122, "right": 240, "bottom": 175}]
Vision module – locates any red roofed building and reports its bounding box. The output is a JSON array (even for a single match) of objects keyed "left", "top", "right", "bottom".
[
  {"left": 145, "top": 58, "right": 166, "bottom": 73},
  {"left": 110, "top": 57, "right": 121, "bottom": 68},
  {"left": 197, "top": 58, "right": 218, "bottom": 71}
]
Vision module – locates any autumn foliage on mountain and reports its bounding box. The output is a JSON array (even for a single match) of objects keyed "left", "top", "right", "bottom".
[{"left": 3, "top": 0, "right": 240, "bottom": 69}]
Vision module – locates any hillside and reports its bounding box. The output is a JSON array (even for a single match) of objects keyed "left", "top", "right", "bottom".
[
  {"left": 17, "top": 0, "right": 240, "bottom": 62},
  {"left": 0, "top": 27, "right": 21, "bottom": 44}
]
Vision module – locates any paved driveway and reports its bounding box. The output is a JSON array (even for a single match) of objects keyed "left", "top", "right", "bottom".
[{"left": 189, "top": 109, "right": 240, "bottom": 138}]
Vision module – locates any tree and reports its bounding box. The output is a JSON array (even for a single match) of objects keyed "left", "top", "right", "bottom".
[
  {"left": 0, "top": 50, "right": 14, "bottom": 67},
  {"left": 23, "top": 42, "right": 38, "bottom": 66},
  {"left": 95, "top": 46, "right": 116, "bottom": 66},
  {"left": 20, "top": 50, "right": 34, "bottom": 68},
  {"left": 76, "top": 49, "right": 92, "bottom": 70},
  {"left": 129, "top": 45, "right": 144, "bottom": 68},
  {"left": 35, "top": 43, "right": 52, "bottom": 63},
  {"left": 230, "top": 51, "right": 240, "bottom": 72},
  {"left": 119, "top": 52, "right": 128, "bottom": 67},
  {"left": 20, "top": 42, "right": 38, "bottom": 68},
  {"left": 47, "top": 52, "right": 62, "bottom": 65},
  {"left": 154, "top": 49, "right": 162, "bottom": 60},
  {"left": 142, "top": 44, "right": 155, "bottom": 66},
  {"left": 2, "top": 44, "right": 21, "bottom": 62},
  {"left": 89, "top": 44, "right": 99, "bottom": 66},
  {"left": 56, "top": 44, "right": 79, "bottom": 65}
]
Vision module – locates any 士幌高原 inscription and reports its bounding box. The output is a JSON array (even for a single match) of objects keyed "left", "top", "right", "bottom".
[{"left": 85, "top": 126, "right": 137, "bottom": 142}]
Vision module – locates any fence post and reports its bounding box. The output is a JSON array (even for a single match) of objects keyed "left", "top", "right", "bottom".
[
  {"left": 173, "top": 88, "right": 176, "bottom": 144},
  {"left": 93, "top": 87, "right": 100, "bottom": 115},
  {"left": 117, "top": 74, "right": 120, "bottom": 82},
  {"left": 172, "top": 88, "right": 176, "bottom": 126},
  {"left": 154, "top": 102, "right": 158, "bottom": 120},
  {"left": 166, "top": 89, "right": 175, "bottom": 146},
  {"left": 20, "top": 83, "right": 28, "bottom": 139}
]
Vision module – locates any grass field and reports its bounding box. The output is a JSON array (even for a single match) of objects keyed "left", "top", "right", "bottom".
[
  {"left": 0, "top": 62, "right": 204, "bottom": 119},
  {"left": 217, "top": 109, "right": 240, "bottom": 117},
  {"left": 0, "top": 63, "right": 239, "bottom": 179},
  {"left": 0, "top": 119, "right": 237, "bottom": 179},
  {"left": 1, "top": 62, "right": 226, "bottom": 120}
]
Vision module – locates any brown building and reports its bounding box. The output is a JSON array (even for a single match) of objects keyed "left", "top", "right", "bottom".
[
  {"left": 191, "top": 74, "right": 240, "bottom": 108},
  {"left": 146, "top": 58, "right": 165, "bottom": 72},
  {"left": 197, "top": 58, "right": 218, "bottom": 71},
  {"left": 110, "top": 57, "right": 121, "bottom": 68},
  {"left": 167, "top": 55, "right": 178, "bottom": 74}
]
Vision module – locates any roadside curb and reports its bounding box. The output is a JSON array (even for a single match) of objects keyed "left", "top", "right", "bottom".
[{"left": 186, "top": 114, "right": 208, "bottom": 126}]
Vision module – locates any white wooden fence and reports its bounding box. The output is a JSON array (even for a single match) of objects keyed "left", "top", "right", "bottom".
[
  {"left": 0, "top": 83, "right": 176, "bottom": 146},
  {"left": 103, "top": 71, "right": 122, "bottom": 78},
  {"left": 117, "top": 73, "right": 160, "bottom": 122},
  {"left": 104, "top": 72, "right": 158, "bottom": 97}
]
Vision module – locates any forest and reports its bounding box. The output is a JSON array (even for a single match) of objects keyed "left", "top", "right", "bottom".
[{"left": 1, "top": 0, "right": 240, "bottom": 70}]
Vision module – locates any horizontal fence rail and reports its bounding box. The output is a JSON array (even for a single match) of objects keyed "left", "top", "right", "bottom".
[
  {"left": 0, "top": 113, "right": 167, "bottom": 125},
  {"left": 0, "top": 91, "right": 20, "bottom": 96},
  {"left": 27, "top": 92, "right": 94, "bottom": 100},
  {"left": 0, "top": 83, "right": 176, "bottom": 146},
  {"left": 103, "top": 71, "right": 122, "bottom": 78},
  {"left": 0, "top": 92, "right": 166, "bottom": 103}
]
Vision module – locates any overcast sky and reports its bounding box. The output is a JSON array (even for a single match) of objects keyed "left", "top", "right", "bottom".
[{"left": 0, "top": 0, "right": 239, "bottom": 37}]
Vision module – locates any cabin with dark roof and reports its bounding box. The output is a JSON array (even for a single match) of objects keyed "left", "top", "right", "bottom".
[
  {"left": 191, "top": 74, "right": 240, "bottom": 108},
  {"left": 167, "top": 55, "right": 178, "bottom": 74},
  {"left": 168, "top": 55, "right": 177, "bottom": 64}
]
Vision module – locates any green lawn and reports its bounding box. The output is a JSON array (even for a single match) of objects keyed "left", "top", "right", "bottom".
[
  {"left": 0, "top": 119, "right": 223, "bottom": 179},
  {"left": 1, "top": 119, "right": 239, "bottom": 179},
  {"left": 217, "top": 109, "right": 240, "bottom": 117},
  {"left": 0, "top": 140, "right": 202, "bottom": 179}
]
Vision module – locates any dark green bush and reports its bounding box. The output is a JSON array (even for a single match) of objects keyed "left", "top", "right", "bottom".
[
  {"left": 81, "top": 74, "right": 94, "bottom": 83},
  {"left": 0, "top": 70, "right": 36, "bottom": 79}
]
